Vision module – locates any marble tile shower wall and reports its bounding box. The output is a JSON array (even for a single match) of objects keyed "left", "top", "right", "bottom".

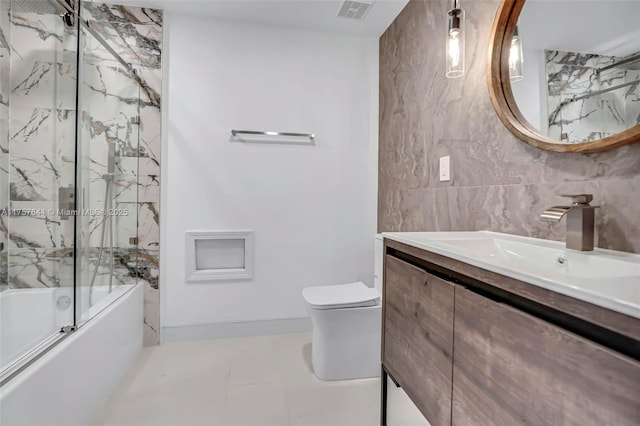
[
  {"left": 1, "top": 2, "right": 162, "bottom": 345},
  {"left": 378, "top": 0, "right": 640, "bottom": 254},
  {"left": 546, "top": 50, "right": 640, "bottom": 143},
  {"left": 2, "top": 7, "right": 77, "bottom": 291},
  {"left": 0, "top": 0, "right": 8, "bottom": 289},
  {"left": 82, "top": 2, "right": 162, "bottom": 345}
]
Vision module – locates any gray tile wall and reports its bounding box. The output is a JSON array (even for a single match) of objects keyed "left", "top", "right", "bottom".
[{"left": 378, "top": 0, "right": 640, "bottom": 254}]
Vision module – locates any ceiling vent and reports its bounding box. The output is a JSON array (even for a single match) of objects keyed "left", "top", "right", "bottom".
[{"left": 337, "top": 0, "right": 375, "bottom": 20}]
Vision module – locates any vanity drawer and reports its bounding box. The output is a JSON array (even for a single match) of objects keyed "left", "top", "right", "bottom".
[
  {"left": 383, "top": 255, "right": 455, "bottom": 426},
  {"left": 452, "top": 288, "right": 640, "bottom": 426}
]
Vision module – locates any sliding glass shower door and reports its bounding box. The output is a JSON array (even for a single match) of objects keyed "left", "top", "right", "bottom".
[
  {"left": 75, "top": 12, "right": 141, "bottom": 324},
  {"left": 0, "top": 0, "right": 78, "bottom": 381},
  {"left": 0, "top": 0, "right": 142, "bottom": 384}
]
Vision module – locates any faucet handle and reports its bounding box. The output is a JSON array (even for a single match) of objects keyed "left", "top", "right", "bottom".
[{"left": 560, "top": 194, "right": 593, "bottom": 205}]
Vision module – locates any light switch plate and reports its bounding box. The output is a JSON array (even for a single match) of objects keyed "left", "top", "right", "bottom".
[{"left": 439, "top": 156, "right": 451, "bottom": 182}]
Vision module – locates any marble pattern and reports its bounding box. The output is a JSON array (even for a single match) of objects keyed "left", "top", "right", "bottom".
[
  {"left": 5, "top": 8, "right": 78, "bottom": 288},
  {"left": 10, "top": 109, "right": 76, "bottom": 201},
  {"left": 3, "top": 7, "right": 75, "bottom": 293},
  {"left": 7, "top": 247, "right": 74, "bottom": 289},
  {"left": 1, "top": 2, "right": 163, "bottom": 344},
  {"left": 1, "top": 0, "right": 11, "bottom": 289},
  {"left": 5, "top": 201, "right": 74, "bottom": 249},
  {"left": 379, "top": 0, "right": 640, "bottom": 254},
  {"left": 546, "top": 50, "right": 640, "bottom": 143},
  {"left": 82, "top": 3, "right": 162, "bottom": 70},
  {"left": 80, "top": 1, "right": 163, "bottom": 345}
]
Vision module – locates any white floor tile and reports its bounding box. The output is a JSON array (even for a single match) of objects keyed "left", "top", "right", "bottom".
[
  {"left": 273, "top": 334, "right": 317, "bottom": 386},
  {"left": 224, "top": 383, "right": 290, "bottom": 426},
  {"left": 91, "top": 332, "right": 384, "bottom": 426},
  {"left": 229, "top": 348, "right": 281, "bottom": 386},
  {"left": 292, "top": 407, "right": 379, "bottom": 426},
  {"left": 286, "top": 379, "right": 380, "bottom": 419}
]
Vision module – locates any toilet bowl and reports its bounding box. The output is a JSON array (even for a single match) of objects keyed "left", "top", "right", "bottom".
[{"left": 302, "top": 235, "right": 384, "bottom": 380}]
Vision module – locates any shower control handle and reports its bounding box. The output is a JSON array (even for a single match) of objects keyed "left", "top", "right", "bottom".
[
  {"left": 58, "top": 186, "right": 75, "bottom": 220},
  {"left": 107, "top": 143, "right": 116, "bottom": 174}
]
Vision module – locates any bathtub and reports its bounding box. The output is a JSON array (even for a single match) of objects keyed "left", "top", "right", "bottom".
[
  {"left": 0, "top": 283, "right": 142, "bottom": 426},
  {"left": 0, "top": 287, "right": 74, "bottom": 372}
]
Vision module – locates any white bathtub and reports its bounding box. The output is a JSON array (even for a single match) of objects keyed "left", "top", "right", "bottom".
[
  {"left": 0, "top": 287, "right": 74, "bottom": 372},
  {"left": 0, "top": 283, "right": 142, "bottom": 426},
  {"left": 0, "top": 285, "right": 134, "bottom": 373}
]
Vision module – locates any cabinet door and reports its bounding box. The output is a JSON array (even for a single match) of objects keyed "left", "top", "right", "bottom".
[
  {"left": 452, "top": 288, "right": 640, "bottom": 426},
  {"left": 383, "top": 255, "right": 455, "bottom": 426}
]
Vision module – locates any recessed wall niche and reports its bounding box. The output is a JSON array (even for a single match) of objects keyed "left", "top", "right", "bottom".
[{"left": 185, "top": 230, "right": 254, "bottom": 282}]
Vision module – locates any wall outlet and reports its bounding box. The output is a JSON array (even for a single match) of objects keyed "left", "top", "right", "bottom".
[{"left": 439, "top": 156, "right": 451, "bottom": 182}]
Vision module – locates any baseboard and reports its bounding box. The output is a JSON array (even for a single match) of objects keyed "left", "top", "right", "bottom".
[{"left": 162, "top": 317, "right": 312, "bottom": 343}]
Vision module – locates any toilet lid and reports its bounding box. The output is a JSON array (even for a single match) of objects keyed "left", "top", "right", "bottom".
[{"left": 302, "top": 282, "right": 380, "bottom": 310}]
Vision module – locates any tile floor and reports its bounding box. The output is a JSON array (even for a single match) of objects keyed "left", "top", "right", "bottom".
[{"left": 91, "top": 333, "right": 382, "bottom": 426}]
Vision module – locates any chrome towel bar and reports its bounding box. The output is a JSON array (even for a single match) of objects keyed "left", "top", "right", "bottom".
[{"left": 231, "top": 130, "right": 315, "bottom": 142}]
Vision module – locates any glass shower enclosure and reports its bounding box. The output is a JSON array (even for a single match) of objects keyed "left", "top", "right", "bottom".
[{"left": 0, "top": 0, "right": 141, "bottom": 384}]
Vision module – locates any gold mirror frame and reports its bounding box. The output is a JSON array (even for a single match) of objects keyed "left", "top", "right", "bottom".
[{"left": 487, "top": 0, "right": 640, "bottom": 153}]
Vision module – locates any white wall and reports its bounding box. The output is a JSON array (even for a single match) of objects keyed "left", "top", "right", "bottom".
[
  {"left": 162, "top": 14, "right": 379, "bottom": 330},
  {"left": 510, "top": 47, "right": 546, "bottom": 132}
]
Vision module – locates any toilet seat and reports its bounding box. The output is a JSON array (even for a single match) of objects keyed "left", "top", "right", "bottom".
[{"left": 302, "top": 282, "right": 380, "bottom": 310}]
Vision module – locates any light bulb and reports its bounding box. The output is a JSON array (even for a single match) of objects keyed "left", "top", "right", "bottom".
[
  {"left": 449, "top": 31, "right": 461, "bottom": 68},
  {"left": 509, "top": 26, "right": 524, "bottom": 82}
]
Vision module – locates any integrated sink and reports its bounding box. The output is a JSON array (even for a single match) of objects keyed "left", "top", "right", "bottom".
[
  {"left": 383, "top": 231, "right": 640, "bottom": 318},
  {"left": 435, "top": 237, "right": 637, "bottom": 279}
]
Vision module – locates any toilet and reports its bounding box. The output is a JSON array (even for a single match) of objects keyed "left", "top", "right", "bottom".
[{"left": 302, "top": 235, "right": 383, "bottom": 380}]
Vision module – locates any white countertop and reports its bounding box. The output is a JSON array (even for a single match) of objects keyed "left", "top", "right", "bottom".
[{"left": 382, "top": 231, "right": 640, "bottom": 319}]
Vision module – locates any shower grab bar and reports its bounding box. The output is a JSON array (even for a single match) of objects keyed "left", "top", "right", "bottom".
[{"left": 231, "top": 130, "right": 315, "bottom": 142}]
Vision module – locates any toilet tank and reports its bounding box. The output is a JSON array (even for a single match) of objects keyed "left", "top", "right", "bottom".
[{"left": 374, "top": 234, "right": 383, "bottom": 294}]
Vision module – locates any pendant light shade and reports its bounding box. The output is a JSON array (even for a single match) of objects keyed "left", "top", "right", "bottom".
[
  {"left": 446, "top": 0, "right": 465, "bottom": 79},
  {"left": 509, "top": 25, "right": 524, "bottom": 82}
]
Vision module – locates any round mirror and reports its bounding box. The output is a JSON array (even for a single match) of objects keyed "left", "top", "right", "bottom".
[{"left": 488, "top": 0, "right": 640, "bottom": 153}]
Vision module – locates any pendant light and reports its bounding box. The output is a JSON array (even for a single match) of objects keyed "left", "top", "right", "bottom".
[
  {"left": 509, "top": 25, "right": 524, "bottom": 82},
  {"left": 446, "top": 0, "right": 465, "bottom": 78}
]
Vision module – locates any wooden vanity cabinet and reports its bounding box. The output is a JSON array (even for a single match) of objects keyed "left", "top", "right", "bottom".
[
  {"left": 452, "top": 288, "right": 640, "bottom": 426},
  {"left": 383, "top": 255, "right": 454, "bottom": 426},
  {"left": 381, "top": 240, "right": 640, "bottom": 426}
]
